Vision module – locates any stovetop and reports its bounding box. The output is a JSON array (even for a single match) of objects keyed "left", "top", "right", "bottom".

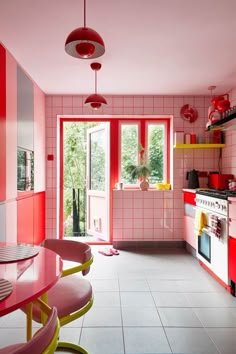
[{"left": 196, "top": 189, "right": 236, "bottom": 200}]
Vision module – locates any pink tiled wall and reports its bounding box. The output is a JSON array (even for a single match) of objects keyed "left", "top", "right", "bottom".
[
  {"left": 113, "top": 190, "right": 183, "bottom": 241},
  {"left": 45, "top": 94, "right": 221, "bottom": 241}
]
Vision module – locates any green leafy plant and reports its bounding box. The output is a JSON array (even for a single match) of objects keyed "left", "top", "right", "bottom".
[{"left": 125, "top": 144, "right": 151, "bottom": 181}]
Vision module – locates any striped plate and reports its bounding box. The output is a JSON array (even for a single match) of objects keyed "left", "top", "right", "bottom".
[
  {"left": 0, "top": 278, "right": 13, "bottom": 301},
  {"left": 0, "top": 244, "right": 39, "bottom": 263}
]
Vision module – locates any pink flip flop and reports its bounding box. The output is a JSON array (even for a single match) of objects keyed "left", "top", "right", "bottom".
[
  {"left": 98, "top": 248, "right": 113, "bottom": 256},
  {"left": 110, "top": 248, "right": 119, "bottom": 255}
]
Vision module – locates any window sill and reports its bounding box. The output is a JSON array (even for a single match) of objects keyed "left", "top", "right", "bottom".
[{"left": 113, "top": 188, "right": 172, "bottom": 191}]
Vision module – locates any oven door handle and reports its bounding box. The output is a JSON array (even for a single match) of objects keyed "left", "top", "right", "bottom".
[{"left": 201, "top": 227, "right": 212, "bottom": 236}]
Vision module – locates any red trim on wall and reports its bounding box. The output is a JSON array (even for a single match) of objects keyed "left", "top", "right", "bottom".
[
  {"left": 60, "top": 117, "right": 114, "bottom": 243},
  {"left": 110, "top": 120, "right": 119, "bottom": 241},
  {"left": 140, "top": 120, "right": 146, "bottom": 152},
  {"left": 59, "top": 116, "right": 171, "bottom": 243},
  {"left": 59, "top": 119, "right": 64, "bottom": 239},
  {"left": 0, "top": 44, "right": 6, "bottom": 201}
]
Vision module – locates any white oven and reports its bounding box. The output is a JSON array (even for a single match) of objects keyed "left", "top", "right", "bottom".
[{"left": 195, "top": 192, "right": 229, "bottom": 285}]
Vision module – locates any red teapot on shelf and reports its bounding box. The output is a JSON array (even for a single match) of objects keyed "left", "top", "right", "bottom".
[{"left": 208, "top": 93, "right": 231, "bottom": 124}]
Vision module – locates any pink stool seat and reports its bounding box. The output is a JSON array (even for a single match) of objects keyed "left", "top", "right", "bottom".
[{"left": 33, "top": 276, "right": 92, "bottom": 322}]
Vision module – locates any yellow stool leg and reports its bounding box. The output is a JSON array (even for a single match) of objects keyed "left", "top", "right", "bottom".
[{"left": 25, "top": 302, "right": 33, "bottom": 341}]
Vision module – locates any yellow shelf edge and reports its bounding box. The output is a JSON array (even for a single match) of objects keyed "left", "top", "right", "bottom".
[{"left": 174, "top": 144, "right": 225, "bottom": 148}]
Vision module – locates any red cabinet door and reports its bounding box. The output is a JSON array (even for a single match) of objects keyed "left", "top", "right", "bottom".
[
  {"left": 17, "top": 196, "right": 34, "bottom": 244},
  {"left": 17, "top": 192, "right": 45, "bottom": 245},
  {"left": 33, "top": 192, "right": 45, "bottom": 245},
  {"left": 229, "top": 236, "right": 236, "bottom": 283},
  {"left": 183, "top": 191, "right": 196, "bottom": 205}
]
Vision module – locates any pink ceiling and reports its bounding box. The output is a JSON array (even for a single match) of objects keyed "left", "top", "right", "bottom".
[{"left": 1, "top": 0, "right": 236, "bottom": 96}]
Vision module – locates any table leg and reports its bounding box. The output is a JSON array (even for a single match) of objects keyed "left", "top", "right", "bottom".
[{"left": 25, "top": 302, "right": 33, "bottom": 341}]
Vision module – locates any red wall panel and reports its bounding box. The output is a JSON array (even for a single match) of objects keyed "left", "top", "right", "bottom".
[
  {"left": 33, "top": 192, "right": 45, "bottom": 244},
  {"left": 0, "top": 44, "right": 6, "bottom": 201},
  {"left": 17, "top": 196, "right": 34, "bottom": 244},
  {"left": 17, "top": 192, "right": 46, "bottom": 245}
]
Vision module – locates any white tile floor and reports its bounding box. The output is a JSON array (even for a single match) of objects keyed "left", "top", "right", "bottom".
[{"left": 1, "top": 247, "right": 236, "bottom": 353}]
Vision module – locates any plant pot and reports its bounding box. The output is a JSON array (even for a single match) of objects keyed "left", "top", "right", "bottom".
[{"left": 140, "top": 179, "right": 149, "bottom": 191}]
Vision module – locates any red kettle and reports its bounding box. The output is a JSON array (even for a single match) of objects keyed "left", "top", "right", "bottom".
[
  {"left": 208, "top": 93, "right": 230, "bottom": 124},
  {"left": 211, "top": 94, "right": 230, "bottom": 112}
]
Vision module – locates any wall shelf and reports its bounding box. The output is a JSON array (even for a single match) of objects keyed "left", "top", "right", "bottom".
[
  {"left": 207, "top": 111, "right": 236, "bottom": 131},
  {"left": 174, "top": 144, "right": 225, "bottom": 149}
]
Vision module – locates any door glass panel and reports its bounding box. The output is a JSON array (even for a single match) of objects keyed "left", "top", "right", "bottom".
[
  {"left": 198, "top": 232, "right": 211, "bottom": 263},
  {"left": 90, "top": 129, "right": 105, "bottom": 191},
  {"left": 147, "top": 124, "right": 165, "bottom": 183},
  {"left": 120, "top": 124, "right": 138, "bottom": 184}
]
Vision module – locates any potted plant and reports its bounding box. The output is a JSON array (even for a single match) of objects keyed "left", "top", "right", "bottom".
[{"left": 125, "top": 145, "right": 151, "bottom": 191}]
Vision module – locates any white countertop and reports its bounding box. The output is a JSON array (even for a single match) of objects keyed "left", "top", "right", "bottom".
[{"left": 182, "top": 189, "right": 197, "bottom": 193}]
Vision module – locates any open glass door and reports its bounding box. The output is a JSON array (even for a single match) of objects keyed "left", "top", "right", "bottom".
[{"left": 86, "top": 123, "right": 110, "bottom": 241}]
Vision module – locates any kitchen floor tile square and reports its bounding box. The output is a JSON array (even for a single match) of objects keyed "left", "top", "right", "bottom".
[
  {"left": 93, "top": 291, "right": 120, "bottom": 307},
  {"left": 119, "top": 278, "right": 150, "bottom": 291},
  {"left": 193, "top": 307, "right": 236, "bottom": 327},
  {"left": 158, "top": 307, "right": 203, "bottom": 327},
  {"left": 152, "top": 292, "right": 191, "bottom": 307},
  {"left": 120, "top": 291, "right": 155, "bottom": 307},
  {"left": 80, "top": 327, "right": 124, "bottom": 354},
  {"left": 123, "top": 327, "right": 172, "bottom": 354},
  {"left": 165, "top": 327, "right": 221, "bottom": 354},
  {"left": 185, "top": 291, "right": 236, "bottom": 308},
  {"left": 206, "top": 328, "right": 236, "bottom": 354},
  {"left": 83, "top": 306, "right": 122, "bottom": 327},
  {"left": 90, "top": 279, "right": 119, "bottom": 292},
  {"left": 122, "top": 306, "right": 162, "bottom": 326}
]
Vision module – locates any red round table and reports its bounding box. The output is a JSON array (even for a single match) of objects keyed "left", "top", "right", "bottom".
[{"left": 0, "top": 243, "right": 62, "bottom": 317}]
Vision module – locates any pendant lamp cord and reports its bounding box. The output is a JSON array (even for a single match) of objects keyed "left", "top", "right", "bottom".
[
  {"left": 95, "top": 70, "right": 97, "bottom": 94},
  {"left": 84, "top": 0, "right": 86, "bottom": 27}
]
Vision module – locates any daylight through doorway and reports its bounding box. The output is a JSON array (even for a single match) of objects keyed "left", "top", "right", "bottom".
[{"left": 62, "top": 121, "right": 110, "bottom": 243}]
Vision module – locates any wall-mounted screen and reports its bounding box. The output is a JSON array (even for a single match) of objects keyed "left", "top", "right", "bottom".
[{"left": 17, "top": 148, "right": 34, "bottom": 191}]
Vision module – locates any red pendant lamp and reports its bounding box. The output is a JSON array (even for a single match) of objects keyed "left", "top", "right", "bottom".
[
  {"left": 85, "top": 63, "right": 107, "bottom": 110},
  {"left": 65, "top": 0, "right": 105, "bottom": 59}
]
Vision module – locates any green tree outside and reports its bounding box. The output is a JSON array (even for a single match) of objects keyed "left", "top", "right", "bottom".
[{"left": 63, "top": 121, "right": 98, "bottom": 236}]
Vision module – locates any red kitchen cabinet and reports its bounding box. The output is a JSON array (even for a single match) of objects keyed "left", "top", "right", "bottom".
[
  {"left": 228, "top": 197, "right": 236, "bottom": 286},
  {"left": 183, "top": 190, "right": 196, "bottom": 250},
  {"left": 17, "top": 192, "right": 45, "bottom": 245},
  {"left": 17, "top": 195, "right": 34, "bottom": 244},
  {"left": 183, "top": 191, "right": 196, "bottom": 205},
  {"left": 33, "top": 192, "right": 45, "bottom": 245},
  {"left": 229, "top": 236, "right": 236, "bottom": 284}
]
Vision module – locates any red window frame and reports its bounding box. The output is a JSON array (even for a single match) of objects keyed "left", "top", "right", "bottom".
[
  {"left": 119, "top": 118, "right": 170, "bottom": 187},
  {"left": 59, "top": 116, "right": 170, "bottom": 238}
]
